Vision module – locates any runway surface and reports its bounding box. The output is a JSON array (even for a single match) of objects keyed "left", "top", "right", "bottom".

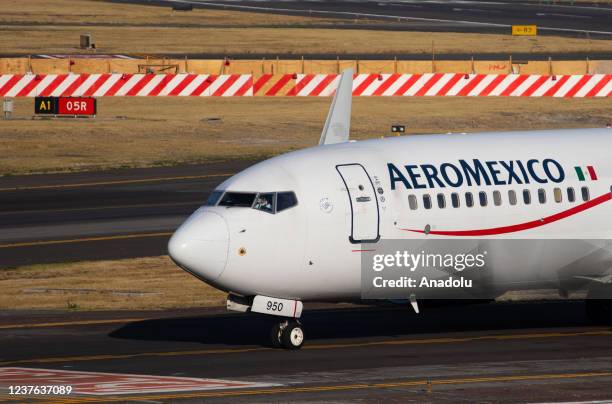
[
  {"left": 0, "top": 161, "right": 256, "bottom": 268},
  {"left": 1, "top": 301, "right": 612, "bottom": 402},
  {"left": 114, "top": 0, "right": 612, "bottom": 37}
]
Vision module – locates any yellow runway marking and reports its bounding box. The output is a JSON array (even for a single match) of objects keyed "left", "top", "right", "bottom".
[
  {"left": 302, "top": 329, "right": 612, "bottom": 350},
  {"left": 0, "top": 397, "right": 74, "bottom": 404},
  {"left": 0, "top": 347, "right": 270, "bottom": 366},
  {"left": 0, "top": 232, "right": 172, "bottom": 249},
  {"left": 0, "top": 319, "right": 148, "bottom": 330},
  {"left": 0, "top": 329, "right": 610, "bottom": 367},
  {"left": 20, "top": 371, "right": 612, "bottom": 404},
  {"left": 0, "top": 201, "right": 200, "bottom": 216},
  {"left": 0, "top": 173, "right": 234, "bottom": 192}
]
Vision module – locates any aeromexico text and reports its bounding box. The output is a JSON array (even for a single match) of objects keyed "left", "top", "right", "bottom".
[{"left": 388, "top": 158, "right": 564, "bottom": 190}]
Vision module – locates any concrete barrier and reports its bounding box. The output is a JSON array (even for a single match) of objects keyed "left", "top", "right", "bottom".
[
  {"left": 30, "top": 59, "right": 71, "bottom": 74},
  {"left": 0, "top": 74, "right": 253, "bottom": 97},
  {"left": 1, "top": 73, "right": 609, "bottom": 97},
  {"left": 0, "top": 58, "right": 30, "bottom": 74},
  {"left": 2, "top": 58, "right": 609, "bottom": 75},
  {"left": 259, "top": 73, "right": 612, "bottom": 97},
  {"left": 592, "top": 61, "right": 612, "bottom": 74}
]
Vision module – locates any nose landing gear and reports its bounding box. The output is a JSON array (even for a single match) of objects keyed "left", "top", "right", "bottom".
[{"left": 270, "top": 319, "right": 305, "bottom": 349}]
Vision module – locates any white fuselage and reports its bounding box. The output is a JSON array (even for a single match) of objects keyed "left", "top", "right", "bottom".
[{"left": 168, "top": 128, "right": 612, "bottom": 302}]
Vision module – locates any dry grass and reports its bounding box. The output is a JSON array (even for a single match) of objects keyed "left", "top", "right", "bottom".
[
  {"left": 0, "top": 0, "right": 342, "bottom": 27},
  {"left": 0, "top": 97, "right": 610, "bottom": 175},
  {"left": 2, "top": 26, "right": 611, "bottom": 56},
  {"left": 0, "top": 255, "right": 584, "bottom": 311},
  {"left": 0, "top": 0, "right": 611, "bottom": 55},
  {"left": 0, "top": 256, "right": 226, "bottom": 310}
]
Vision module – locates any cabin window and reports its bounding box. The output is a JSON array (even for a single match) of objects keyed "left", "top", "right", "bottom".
[
  {"left": 581, "top": 186, "right": 590, "bottom": 201},
  {"left": 219, "top": 192, "right": 257, "bottom": 207},
  {"left": 205, "top": 190, "right": 223, "bottom": 206},
  {"left": 493, "top": 190, "right": 502, "bottom": 206},
  {"left": 465, "top": 192, "right": 474, "bottom": 208},
  {"left": 554, "top": 188, "right": 562, "bottom": 203},
  {"left": 437, "top": 193, "right": 446, "bottom": 209},
  {"left": 523, "top": 189, "right": 531, "bottom": 205},
  {"left": 277, "top": 192, "right": 298, "bottom": 212},
  {"left": 408, "top": 195, "right": 418, "bottom": 210},
  {"left": 423, "top": 194, "right": 432, "bottom": 209},
  {"left": 567, "top": 187, "right": 576, "bottom": 202},
  {"left": 479, "top": 191, "right": 487, "bottom": 207},
  {"left": 451, "top": 193, "right": 460, "bottom": 208},
  {"left": 253, "top": 193, "right": 275, "bottom": 213},
  {"left": 508, "top": 190, "right": 517, "bottom": 206},
  {"left": 538, "top": 188, "right": 546, "bottom": 204}
]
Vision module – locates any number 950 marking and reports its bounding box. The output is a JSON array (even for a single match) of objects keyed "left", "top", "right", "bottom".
[
  {"left": 266, "top": 301, "right": 284, "bottom": 312},
  {"left": 251, "top": 295, "right": 303, "bottom": 318}
]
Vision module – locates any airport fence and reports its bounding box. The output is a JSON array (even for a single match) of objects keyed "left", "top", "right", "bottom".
[
  {"left": 0, "top": 73, "right": 610, "bottom": 97},
  {"left": 1, "top": 58, "right": 611, "bottom": 76}
]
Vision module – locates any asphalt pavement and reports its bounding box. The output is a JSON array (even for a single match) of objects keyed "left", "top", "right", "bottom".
[
  {"left": 0, "top": 160, "right": 256, "bottom": 267},
  {"left": 113, "top": 0, "right": 612, "bottom": 37},
  {"left": 1, "top": 300, "right": 612, "bottom": 402}
]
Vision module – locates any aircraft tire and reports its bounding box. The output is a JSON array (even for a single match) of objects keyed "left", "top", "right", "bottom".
[
  {"left": 281, "top": 321, "right": 305, "bottom": 350},
  {"left": 269, "top": 322, "right": 283, "bottom": 348}
]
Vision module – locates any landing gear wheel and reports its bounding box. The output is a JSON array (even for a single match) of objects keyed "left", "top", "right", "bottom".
[
  {"left": 281, "top": 321, "right": 304, "bottom": 350},
  {"left": 269, "top": 322, "right": 283, "bottom": 348}
]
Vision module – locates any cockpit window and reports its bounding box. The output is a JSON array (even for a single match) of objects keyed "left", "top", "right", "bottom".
[
  {"left": 277, "top": 192, "right": 298, "bottom": 212},
  {"left": 253, "top": 193, "right": 275, "bottom": 213},
  {"left": 205, "top": 190, "right": 223, "bottom": 206},
  {"left": 218, "top": 192, "right": 257, "bottom": 207},
  {"left": 212, "top": 191, "right": 298, "bottom": 213}
]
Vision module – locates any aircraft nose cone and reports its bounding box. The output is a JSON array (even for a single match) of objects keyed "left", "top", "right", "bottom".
[{"left": 168, "top": 210, "right": 229, "bottom": 281}]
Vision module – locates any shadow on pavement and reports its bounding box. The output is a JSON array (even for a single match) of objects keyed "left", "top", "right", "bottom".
[{"left": 109, "top": 300, "right": 592, "bottom": 347}]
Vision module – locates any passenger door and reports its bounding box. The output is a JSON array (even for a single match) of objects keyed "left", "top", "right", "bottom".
[{"left": 336, "top": 164, "right": 380, "bottom": 243}]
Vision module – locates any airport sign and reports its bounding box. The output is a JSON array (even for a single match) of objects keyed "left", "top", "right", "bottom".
[
  {"left": 34, "top": 96, "right": 96, "bottom": 117},
  {"left": 512, "top": 25, "right": 537, "bottom": 36},
  {"left": 58, "top": 97, "right": 96, "bottom": 116},
  {"left": 34, "top": 96, "right": 58, "bottom": 115}
]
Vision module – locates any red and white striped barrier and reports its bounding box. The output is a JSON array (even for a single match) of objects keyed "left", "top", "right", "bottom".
[
  {"left": 0, "top": 74, "right": 253, "bottom": 97},
  {"left": 261, "top": 73, "right": 612, "bottom": 97},
  {"left": 1, "top": 73, "right": 610, "bottom": 97}
]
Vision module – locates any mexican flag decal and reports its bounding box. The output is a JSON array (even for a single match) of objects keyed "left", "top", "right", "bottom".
[{"left": 575, "top": 166, "right": 598, "bottom": 181}]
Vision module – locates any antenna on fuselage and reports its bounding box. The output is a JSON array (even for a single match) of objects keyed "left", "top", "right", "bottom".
[{"left": 319, "top": 68, "right": 353, "bottom": 146}]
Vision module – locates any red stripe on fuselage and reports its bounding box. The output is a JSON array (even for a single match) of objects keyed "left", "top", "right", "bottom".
[{"left": 401, "top": 192, "right": 611, "bottom": 236}]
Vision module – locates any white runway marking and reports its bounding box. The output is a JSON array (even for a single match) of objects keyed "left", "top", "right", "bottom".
[{"left": 0, "top": 367, "right": 280, "bottom": 396}]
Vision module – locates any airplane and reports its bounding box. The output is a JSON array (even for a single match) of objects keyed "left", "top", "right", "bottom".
[{"left": 168, "top": 68, "right": 612, "bottom": 349}]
